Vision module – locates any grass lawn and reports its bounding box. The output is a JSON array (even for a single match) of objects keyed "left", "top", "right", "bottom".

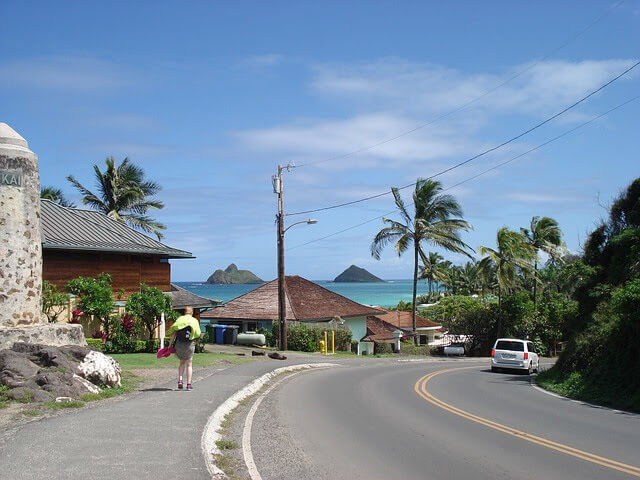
[{"left": 110, "top": 352, "right": 250, "bottom": 369}]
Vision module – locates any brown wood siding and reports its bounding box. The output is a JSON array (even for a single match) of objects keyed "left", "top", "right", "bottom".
[{"left": 43, "top": 250, "right": 171, "bottom": 295}]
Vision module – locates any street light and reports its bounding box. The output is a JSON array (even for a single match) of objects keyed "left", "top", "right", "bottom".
[
  {"left": 277, "top": 217, "right": 318, "bottom": 351},
  {"left": 284, "top": 218, "right": 318, "bottom": 233},
  {"left": 274, "top": 164, "right": 318, "bottom": 350}
]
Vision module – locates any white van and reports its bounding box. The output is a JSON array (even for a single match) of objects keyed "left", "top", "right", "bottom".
[{"left": 490, "top": 338, "right": 539, "bottom": 374}]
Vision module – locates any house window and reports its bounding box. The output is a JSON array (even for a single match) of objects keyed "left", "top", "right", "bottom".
[{"left": 419, "top": 335, "right": 428, "bottom": 345}]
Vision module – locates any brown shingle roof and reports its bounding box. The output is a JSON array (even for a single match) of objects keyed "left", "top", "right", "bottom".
[
  {"left": 361, "top": 315, "right": 402, "bottom": 342},
  {"left": 368, "top": 309, "right": 441, "bottom": 330},
  {"left": 200, "top": 275, "right": 382, "bottom": 321},
  {"left": 164, "top": 284, "right": 220, "bottom": 309}
]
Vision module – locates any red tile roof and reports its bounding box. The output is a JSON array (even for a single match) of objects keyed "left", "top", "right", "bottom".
[
  {"left": 200, "top": 276, "right": 383, "bottom": 321},
  {"left": 361, "top": 315, "right": 402, "bottom": 342},
  {"left": 368, "top": 309, "right": 441, "bottom": 330}
]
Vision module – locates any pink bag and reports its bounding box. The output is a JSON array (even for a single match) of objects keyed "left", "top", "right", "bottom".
[{"left": 156, "top": 347, "right": 175, "bottom": 358}]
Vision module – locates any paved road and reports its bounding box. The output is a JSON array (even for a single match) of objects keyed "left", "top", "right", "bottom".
[
  {"left": 0, "top": 354, "right": 331, "bottom": 480},
  {"left": 250, "top": 361, "right": 640, "bottom": 480}
]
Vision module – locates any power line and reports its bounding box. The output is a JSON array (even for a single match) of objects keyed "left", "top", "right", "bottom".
[
  {"left": 295, "top": 1, "right": 625, "bottom": 169},
  {"left": 285, "top": 59, "right": 640, "bottom": 217},
  {"left": 286, "top": 95, "right": 640, "bottom": 252}
]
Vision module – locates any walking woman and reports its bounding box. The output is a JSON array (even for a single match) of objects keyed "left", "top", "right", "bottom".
[{"left": 167, "top": 307, "right": 201, "bottom": 391}]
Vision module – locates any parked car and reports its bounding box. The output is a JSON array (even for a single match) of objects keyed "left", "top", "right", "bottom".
[{"left": 490, "top": 338, "right": 539, "bottom": 374}]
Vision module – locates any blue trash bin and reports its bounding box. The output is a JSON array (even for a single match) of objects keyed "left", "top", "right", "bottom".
[{"left": 214, "top": 325, "right": 227, "bottom": 344}]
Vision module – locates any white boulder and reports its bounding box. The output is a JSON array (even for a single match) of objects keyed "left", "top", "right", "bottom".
[{"left": 77, "top": 350, "right": 122, "bottom": 387}]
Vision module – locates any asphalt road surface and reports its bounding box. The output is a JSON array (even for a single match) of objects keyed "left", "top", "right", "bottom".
[{"left": 250, "top": 360, "right": 640, "bottom": 480}]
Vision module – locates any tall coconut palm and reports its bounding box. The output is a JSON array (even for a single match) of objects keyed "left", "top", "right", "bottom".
[
  {"left": 371, "top": 179, "right": 473, "bottom": 341},
  {"left": 419, "top": 251, "right": 448, "bottom": 298},
  {"left": 460, "top": 261, "right": 480, "bottom": 295},
  {"left": 478, "top": 228, "right": 535, "bottom": 337},
  {"left": 520, "top": 216, "right": 563, "bottom": 307},
  {"left": 67, "top": 157, "right": 166, "bottom": 239},
  {"left": 41, "top": 186, "right": 75, "bottom": 207}
]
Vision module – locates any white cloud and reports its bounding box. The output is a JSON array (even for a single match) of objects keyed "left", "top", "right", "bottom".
[
  {"left": 0, "top": 55, "right": 132, "bottom": 91},
  {"left": 235, "top": 112, "right": 483, "bottom": 168},
  {"left": 311, "top": 58, "right": 637, "bottom": 115}
]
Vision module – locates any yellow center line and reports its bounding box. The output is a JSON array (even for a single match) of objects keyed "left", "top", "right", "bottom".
[{"left": 414, "top": 366, "right": 640, "bottom": 478}]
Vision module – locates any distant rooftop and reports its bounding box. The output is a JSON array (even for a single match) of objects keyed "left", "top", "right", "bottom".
[
  {"left": 368, "top": 309, "right": 441, "bottom": 331},
  {"left": 165, "top": 283, "right": 220, "bottom": 309},
  {"left": 41, "top": 199, "right": 193, "bottom": 259},
  {"left": 201, "top": 275, "right": 383, "bottom": 321}
]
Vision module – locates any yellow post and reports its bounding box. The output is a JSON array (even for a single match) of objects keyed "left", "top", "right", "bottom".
[
  {"left": 331, "top": 330, "right": 335, "bottom": 354},
  {"left": 323, "top": 331, "right": 328, "bottom": 355}
]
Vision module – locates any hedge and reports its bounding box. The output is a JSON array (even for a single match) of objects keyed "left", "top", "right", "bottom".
[
  {"left": 86, "top": 338, "right": 104, "bottom": 351},
  {"left": 374, "top": 341, "right": 393, "bottom": 354}
]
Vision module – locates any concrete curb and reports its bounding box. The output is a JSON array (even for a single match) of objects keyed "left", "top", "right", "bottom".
[{"left": 201, "top": 363, "right": 339, "bottom": 479}]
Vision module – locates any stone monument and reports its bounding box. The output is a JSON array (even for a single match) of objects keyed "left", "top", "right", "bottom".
[{"left": 0, "top": 122, "right": 85, "bottom": 350}]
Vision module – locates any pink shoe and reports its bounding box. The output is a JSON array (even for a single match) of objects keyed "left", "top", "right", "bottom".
[
  {"left": 177, "top": 381, "right": 183, "bottom": 390},
  {"left": 186, "top": 384, "right": 193, "bottom": 391}
]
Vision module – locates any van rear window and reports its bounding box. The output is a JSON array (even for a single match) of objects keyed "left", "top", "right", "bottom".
[{"left": 496, "top": 340, "right": 524, "bottom": 351}]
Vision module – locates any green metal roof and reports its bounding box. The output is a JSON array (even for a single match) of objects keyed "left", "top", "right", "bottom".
[{"left": 41, "top": 200, "right": 194, "bottom": 259}]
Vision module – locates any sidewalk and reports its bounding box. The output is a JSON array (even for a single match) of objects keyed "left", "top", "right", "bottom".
[{"left": 0, "top": 354, "right": 322, "bottom": 480}]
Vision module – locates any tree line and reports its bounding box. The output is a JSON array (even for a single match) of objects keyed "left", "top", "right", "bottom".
[{"left": 370, "top": 178, "right": 572, "bottom": 353}]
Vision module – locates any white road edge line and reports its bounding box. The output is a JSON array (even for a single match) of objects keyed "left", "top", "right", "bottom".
[
  {"left": 529, "top": 375, "right": 634, "bottom": 415},
  {"left": 201, "top": 363, "right": 339, "bottom": 479},
  {"left": 243, "top": 369, "right": 317, "bottom": 480}
]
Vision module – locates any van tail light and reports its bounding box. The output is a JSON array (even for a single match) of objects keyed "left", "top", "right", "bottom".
[
  {"left": 524, "top": 352, "right": 529, "bottom": 360},
  {"left": 491, "top": 349, "right": 495, "bottom": 357}
]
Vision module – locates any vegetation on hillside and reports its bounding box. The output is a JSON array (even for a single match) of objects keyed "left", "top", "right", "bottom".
[
  {"left": 207, "top": 263, "right": 263, "bottom": 284},
  {"left": 538, "top": 177, "right": 640, "bottom": 411},
  {"left": 334, "top": 265, "right": 384, "bottom": 283}
]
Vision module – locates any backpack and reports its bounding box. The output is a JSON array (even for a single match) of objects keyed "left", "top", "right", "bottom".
[{"left": 176, "top": 326, "right": 192, "bottom": 343}]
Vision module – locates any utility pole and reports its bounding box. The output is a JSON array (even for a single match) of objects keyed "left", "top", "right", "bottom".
[
  {"left": 272, "top": 163, "right": 316, "bottom": 351},
  {"left": 273, "top": 165, "right": 287, "bottom": 351}
]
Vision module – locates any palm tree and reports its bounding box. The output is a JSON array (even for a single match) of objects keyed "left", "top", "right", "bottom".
[
  {"left": 478, "top": 228, "right": 535, "bottom": 337},
  {"left": 419, "top": 251, "right": 448, "bottom": 298},
  {"left": 520, "top": 216, "right": 563, "bottom": 307},
  {"left": 67, "top": 157, "right": 166, "bottom": 239},
  {"left": 460, "top": 261, "right": 480, "bottom": 295},
  {"left": 371, "top": 179, "right": 473, "bottom": 341},
  {"left": 41, "top": 186, "right": 75, "bottom": 207}
]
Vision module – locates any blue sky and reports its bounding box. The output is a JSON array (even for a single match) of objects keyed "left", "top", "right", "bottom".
[{"left": 2, "top": 1, "right": 639, "bottom": 281}]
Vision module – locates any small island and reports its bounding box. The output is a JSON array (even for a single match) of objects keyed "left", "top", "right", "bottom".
[
  {"left": 334, "top": 265, "right": 384, "bottom": 283},
  {"left": 206, "top": 263, "right": 263, "bottom": 284}
]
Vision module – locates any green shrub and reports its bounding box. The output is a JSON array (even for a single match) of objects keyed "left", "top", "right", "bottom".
[
  {"left": 66, "top": 274, "right": 115, "bottom": 336},
  {"left": 332, "top": 329, "right": 352, "bottom": 351},
  {"left": 126, "top": 284, "right": 176, "bottom": 340},
  {"left": 400, "top": 341, "right": 430, "bottom": 356},
  {"left": 374, "top": 342, "right": 393, "bottom": 354},
  {"left": 195, "top": 333, "right": 209, "bottom": 353},
  {"left": 350, "top": 340, "right": 359, "bottom": 354},
  {"left": 86, "top": 338, "right": 104, "bottom": 351},
  {"left": 42, "top": 281, "right": 70, "bottom": 323},
  {"left": 287, "top": 323, "right": 322, "bottom": 352}
]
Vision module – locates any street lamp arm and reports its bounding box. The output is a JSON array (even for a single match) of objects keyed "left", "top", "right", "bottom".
[{"left": 283, "top": 219, "right": 318, "bottom": 234}]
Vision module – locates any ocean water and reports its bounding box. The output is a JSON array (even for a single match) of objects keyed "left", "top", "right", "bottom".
[{"left": 176, "top": 279, "right": 429, "bottom": 308}]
